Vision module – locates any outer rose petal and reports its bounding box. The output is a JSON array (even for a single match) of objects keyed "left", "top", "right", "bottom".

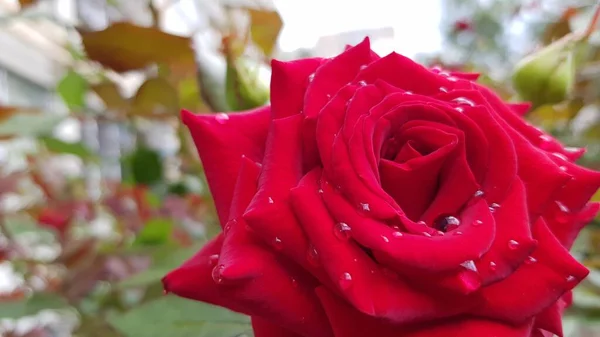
[
  {"left": 315, "top": 287, "right": 534, "bottom": 337},
  {"left": 163, "top": 158, "right": 333, "bottom": 337},
  {"left": 182, "top": 107, "right": 271, "bottom": 226},
  {"left": 270, "top": 58, "right": 324, "bottom": 119},
  {"left": 252, "top": 316, "right": 303, "bottom": 337}
]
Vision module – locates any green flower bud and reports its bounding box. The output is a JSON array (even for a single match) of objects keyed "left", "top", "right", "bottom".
[{"left": 512, "top": 34, "right": 583, "bottom": 107}]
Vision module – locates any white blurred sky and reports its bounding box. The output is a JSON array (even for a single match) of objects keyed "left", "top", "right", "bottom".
[{"left": 274, "top": 0, "right": 443, "bottom": 57}]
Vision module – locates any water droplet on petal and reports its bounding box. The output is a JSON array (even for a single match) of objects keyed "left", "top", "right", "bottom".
[
  {"left": 273, "top": 237, "right": 283, "bottom": 250},
  {"left": 334, "top": 222, "right": 352, "bottom": 240},
  {"left": 215, "top": 113, "right": 229, "bottom": 124},
  {"left": 417, "top": 220, "right": 427, "bottom": 226},
  {"left": 447, "top": 76, "right": 459, "bottom": 82},
  {"left": 439, "top": 86, "right": 449, "bottom": 93},
  {"left": 268, "top": 197, "right": 274, "bottom": 204},
  {"left": 439, "top": 70, "right": 451, "bottom": 77},
  {"left": 212, "top": 264, "right": 225, "bottom": 284},
  {"left": 460, "top": 260, "right": 478, "bottom": 272},
  {"left": 508, "top": 240, "right": 519, "bottom": 250},
  {"left": 436, "top": 230, "right": 445, "bottom": 236},
  {"left": 405, "top": 90, "right": 413, "bottom": 95},
  {"left": 434, "top": 215, "right": 461, "bottom": 232},
  {"left": 423, "top": 232, "right": 432, "bottom": 237},
  {"left": 552, "top": 152, "right": 569, "bottom": 161},
  {"left": 559, "top": 166, "right": 567, "bottom": 172},
  {"left": 566, "top": 275, "right": 576, "bottom": 283},
  {"left": 473, "top": 220, "right": 483, "bottom": 227},
  {"left": 474, "top": 190, "right": 484, "bottom": 198},
  {"left": 454, "top": 107, "right": 464, "bottom": 113},
  {"left": 163, "top": 289, "right": 169, "bottom": 295},
  {"left": 565, "top": 147, "right": 582, "bottom": 154},
  {"left": 307, "top": 245, "right": 320, "bottom": 267},
  {"left": 358, "top": 80, "right": 367, "bottom": 87},
  {"left": 308, "top": 73, "right": 315, "bottom": 82},
  {"left": 392, "top": 231, "right": 403, "bottom": 238},
  {"left": 538, "top": 135, "right": 553, "bottom": 149},
  {"left": 489, "top": 203, "right": 500, "bottom": 212},
  {"left": 318, "top": 188, "right": 324, "bottom": 194},
  {"left": 359, "top": 64, "right": 368, "bottom": 70},
  {"left": 338, "top": 272, "right": 353, "bottom": 290},
  {"left": 291, "top": 278, "right": 298, "bottom": 288},
  {"left": 489, "top": 261, "right": 497, "bottom": 271},
  {"left": 359, "top": 202, "right": 370, "bottom": 212},
  {"left": 453, "top": 231, "right": 463, "bottom": 236},
  {"left": 555, "top": 201, "right": 570, "bottom": 223},
  {"left": 208, "top": 254, "right": 220, "bottom": 266},
  {"left": 525, "top": 256, "right": 537, "bottom": 264},
  {"left": 452, "top": 97, "right": 475, "bottom": 106},
  {"left": 381, "top": 235, "right": 390, "bottom": 243}
]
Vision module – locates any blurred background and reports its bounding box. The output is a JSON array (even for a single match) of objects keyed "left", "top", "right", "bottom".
[{"left": 0, "top": 0, "right": 599, "bottom": 336}]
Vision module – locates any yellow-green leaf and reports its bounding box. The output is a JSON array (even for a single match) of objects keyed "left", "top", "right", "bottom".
[
  {"left": 248, "top": 9, "right": 283, "bottom": 57},
  {"left": 91, "top": 81, "right": 129, "bottom": 112},
  {"left": 80, "top": 23, "right": 195, "bottom": 73},
  {"left": 130, "top": 78, "right": 179, "bottom": 118}
]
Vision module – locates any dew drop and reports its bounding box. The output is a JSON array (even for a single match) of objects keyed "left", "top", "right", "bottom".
[
  {"left": 436, "top": 230, "right": 445, "bottom": 236},
  {"left": 434, "top": 215, "right": 461, "bottom": 232},
  {"left": 559, "top": 166, "right": 568, "bottom": 172},
  {"left": 489, "top": 203, "right": 500, "bottom": 212},
  {"left": 460, "top": 260, "right": 478, "bottom": 272},
  {"left": 338, "top": 272, "right": 353, "bottom": 290},
  {"left": 291, "top": 278, "right": 298, "bottom": 288},
  {"left": 555, "top": 201, "right": 570, "bottom": 223},
  {"left": 439, "top": 86, "right": 449, "bottom": 93},
  {"left": 307, "top": 245, "right": 320, "bottom": 267},
  {"left": 489, "top": 261, "right": 497, "bottom": 271},
  {"left": 215, "top": 113, "right": 229, "bottom": 124},
  {"left": 473, "top": 220, "right": 483, "bottom": 227},
  {"left": 359, "top": 202, "right": 370, "bottom": 212},
  {"left": 508, "top": 240, "right": 519, "bottom": 250},
  {"left": 208, "top": 254, "right": 220, "bottom": 266},
  {"left": 564, "top": 146, "right": 582, "bottom": 154},
  {"left": 273, "top": 237, "right": 283, "bottom": 250},
  {"left": 318, "top": 188, "right": 324, "bottom": 194},
  {"left": 308, "top": 73, "right": 315, "bottom": 82},
  {"left": 358, "top": 80, "right": 368, "bottom": 87},
  {"left": 452, "top": 97, "right": 475, "bottom": 107},
  {"left": 453, "top": 231, "right": 463, "bottom": 236},
  {"left": 423, "top": 232, "right": 432, "bottom": 237},
  {"left": 326, "top": 94, "right": 331, "bottom": 99},
  {"left": 163, "top": 289, "right": 169, "bottom": 295},
  {"left": 212, "top": 264, "right": 225, "bottom": 284},
  {"left": 268, "top": 197, "right": 274, "bottom": 204},
  {"left": 334, "top": 222, "right": 352, "bottom": 240},
  {"left": 525, "top": 256, "right": 537, "bottom": 264},
  {"left": 381, "top": 235, "right": 390, "bottom": 243},
  {"left": 359, "top": 64, "right": 368, "bottom": 70},
  {"left": 404, "top": 90, "right": 414, "bottom": 95},
  {"left": 538, "top": 135, "right": 553, "bottom": 149},
  {"left": 416, "top": 220, "right": 427, "bottom": 226},
  {"left": 454, "top": 107, "right": 464, "bottom": 113},
  {"left": 473, "top": 190, "right": 484, "bottom": 198},
  {"left": 566, "top": 275, "right": 576, "bottom": 283},
  {"left": 447, "top": 76, "right": 459, "bottom": 82},
  {"left": 392, "top": 231, "right": 403, "bottom": 238},
  {"left": 439, "top": 70, "right": 451, "bottom": 77},
  {"left": 552, "top": 152, "right": 569, "bottom": 161}
]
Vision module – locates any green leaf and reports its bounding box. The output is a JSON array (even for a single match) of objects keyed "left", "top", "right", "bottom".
[
  {"left": 118, "top": 243, "right": 204, "bottom": 289},
  {"left": 134, "top": 218, "right": 174, "bottom": 246},
  {"left": 0, "top": 113, "right": 63, "bottom": 138},
  {"left": 0, "top": 292, "right": 69, "bottom": 319},
  {"left": 41, "top": 136, "right": 95, "bottom": 160},
  {"left": 58, "top": 70, "right": 88, "bottom": 109},
  {"left": 130, "top": 147, "right": 163, "bottom": 186},
  {"left": 108, "top": 295, "right": 252, "bottom": 337}
]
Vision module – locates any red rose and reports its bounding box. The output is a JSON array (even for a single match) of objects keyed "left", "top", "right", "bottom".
[{"left": 163, "top": 38, "right": 600, "bottom": 337}]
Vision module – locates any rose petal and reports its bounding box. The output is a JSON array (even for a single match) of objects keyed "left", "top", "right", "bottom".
[
  {"left": 476, "top": 218, "right": 589, "bottom": 323},
  {"left": 291, "top": 169, "right": 477, "bottom": 323},
  {"left": 252, "top": 316, "right": 304, "bottom": 337},
  {"left": 181, "top": 107, "right": 270, "bottom": 225},
  {"left": 315, "top": 286, "right": 534, "bottom": 337},
  {"left": 271, "top": 58, "right": 324, "bottom": 119}
]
